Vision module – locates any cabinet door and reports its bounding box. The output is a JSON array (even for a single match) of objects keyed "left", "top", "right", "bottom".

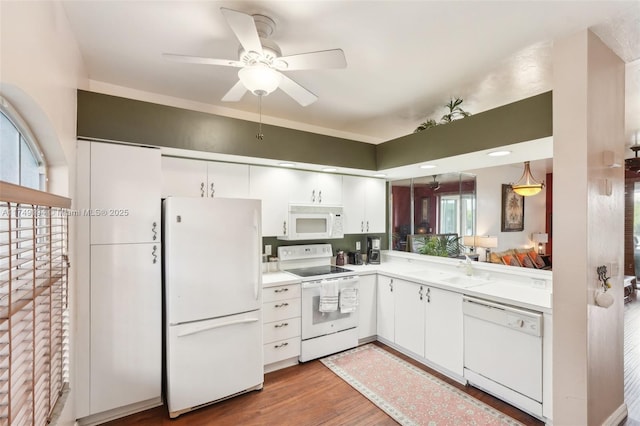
[
  {"left": 376, "top": 275, "right": 395, "bottom": 342},
  {"left": 207, "top": 162, "right": 249, "bottom": 198},
  {"left": 249, "top": 166, "right": 290, "bottom": 236},
  {"left": 357, "top": 275, "right": 377, "bottom": 340},
  {"left": 288, "top": 169, "right": 317, "bottom": 204},
  {"left": 424, "top": 287, "right": 463, "bottom": 376},
  {"left": 90, "top": 143, "right": 161, "bottom": 244},
  {"left": 364, "top": 178, "right": 386, "bottom": 233},
  {"left": 90, "top": 243, "right": 161, "bottom": 414},
  {"left": 316, "top": 173, "right": 343, "bottom": 205},
  {"left": 342, "top": 176, "right": 366, "bottom": 233},
  {"left": 394, "top": 279, "right": 425, "bottom": 357},
  {"left": 161, "top": 157, "right": 208, "bottom": 198}
]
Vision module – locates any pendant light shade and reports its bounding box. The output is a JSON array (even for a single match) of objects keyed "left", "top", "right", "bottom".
[
  {"left": 511, "top": 161, "right": 544, "bottom": 196},
  {"left": 238, "top": 65, "right": 282, "bottom": 96}
]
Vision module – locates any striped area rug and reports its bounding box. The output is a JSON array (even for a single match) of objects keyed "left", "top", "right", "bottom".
[{"left": 321, "top": 344, "right": 524, "bottom": 426}]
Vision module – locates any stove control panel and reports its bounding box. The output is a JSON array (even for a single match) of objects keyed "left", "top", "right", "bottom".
[{"left": 278, "top": 244, "right": 333, "bottom": 261}]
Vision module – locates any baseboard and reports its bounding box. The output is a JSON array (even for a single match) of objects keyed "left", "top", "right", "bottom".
[
  {"left": 76, "top": 397, "right": 163, "bottom": 426},
  {"left": 603, "top": 402, "right": 628, "bottom": 426},
  {"left": 264, "top": 357, "right": 299, "bottom": 373}
]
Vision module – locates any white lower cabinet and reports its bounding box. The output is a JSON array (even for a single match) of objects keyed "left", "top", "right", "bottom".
[
  {"left": 262, "top": 284, "right": 301, "bottom": 367},
  {"left": 89, "top": 243, "right": 161, "bottom": 414},
  {"left": 376, "top": 275, "right": 395, "bottom": 342},
  {"left": 424, "top": 286, "right": 463, "bottom": 376},
  {"left": 357, "top": 274, "right": 377, "bottom": 340},
  {"left": 375, "top": 274, "right": 463, "bottom": 376},
  {"left": 394, "top": 279, "right": 425, "bottom": 357}
]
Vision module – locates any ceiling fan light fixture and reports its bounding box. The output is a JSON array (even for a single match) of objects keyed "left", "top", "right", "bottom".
[
  {"left": 238, "top": 65, "right": 282, "bottom": 96},
  {"left": 511, "top": 161, "right": 544, "bottom": 196}
]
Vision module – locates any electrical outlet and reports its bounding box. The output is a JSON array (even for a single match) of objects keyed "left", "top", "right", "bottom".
[
  {"left": 265, "top": 245, "right": 272, "bottom": 256},
  {"left": 355, "top": 241, "right": 361, "bottom": 251}
]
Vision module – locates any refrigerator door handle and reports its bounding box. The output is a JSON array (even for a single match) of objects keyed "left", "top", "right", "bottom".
[
  {"left": 177, "top": 317, "right": 259, "bottom": 338},
  {"left": 253, "top": 208, "right": 260, "bottom": 301}
]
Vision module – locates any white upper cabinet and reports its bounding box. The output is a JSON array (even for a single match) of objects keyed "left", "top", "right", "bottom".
[
  {"left": 288, "top": 170, "right": 342, "bottom": 205},
  {"left": 161, "top": 157, "right": 249, "bottom": 198},
  {"left": 207, "top": 161, "right": 249, "bottom": 198},
  {"left": 90, "top": 143, "right": 161, "bottom": 245},
  {"left": 249, "top": 166, "right": 291, "bottom": 237},
  {"left": 342, "top": 176, "right": 386, "bottom": 234}
]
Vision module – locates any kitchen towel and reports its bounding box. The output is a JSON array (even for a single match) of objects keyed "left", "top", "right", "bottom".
[
  {"left": 319, "top": 281, "right": 339, "bottom": 312},
  {"left": 339, "top": 288, "right": 359, "bottom": 313}
]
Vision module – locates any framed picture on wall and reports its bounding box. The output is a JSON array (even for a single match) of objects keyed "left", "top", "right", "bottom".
[
  {"left": 501, "top": 184, "right": 524, "bottom": 232},
  {"left": 421, "top": 198, "right": 429, "bottom": 222}
]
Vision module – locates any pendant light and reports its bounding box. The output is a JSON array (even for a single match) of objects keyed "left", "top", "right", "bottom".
[{"left": 511, "top": 161, "right": 544, "bottom": 196}]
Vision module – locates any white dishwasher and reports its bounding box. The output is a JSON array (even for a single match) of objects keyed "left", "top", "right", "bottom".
[{"left": 462, "top": 296, "right": 543, "bottom": 418}]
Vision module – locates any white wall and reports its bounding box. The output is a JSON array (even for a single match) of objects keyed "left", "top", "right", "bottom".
[
  {"left": 553, "top": 30, "right": 626, "bottom": 425},
  {"left": 470, "top": 162, "right": 548, "bottom": 260},
  {"left": 0, "top": 1, "right": 87, "bottom": 425}
]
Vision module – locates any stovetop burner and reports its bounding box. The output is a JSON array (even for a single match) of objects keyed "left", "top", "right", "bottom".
[{"left": 284, "top": 265, "right": 353, "bottom": 278}]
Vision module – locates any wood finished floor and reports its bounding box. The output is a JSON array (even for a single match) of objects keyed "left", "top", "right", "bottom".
[
  {"left": 104, "top": 341, "right": 543, "bottom": 426},
  {"left": 103, "top": 293, "right": 640, "bottom": 426}
]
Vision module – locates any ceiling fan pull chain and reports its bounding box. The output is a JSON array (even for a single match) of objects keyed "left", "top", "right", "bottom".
[{"left": 256, "top": 95, "right": 264, "bottom": 140}]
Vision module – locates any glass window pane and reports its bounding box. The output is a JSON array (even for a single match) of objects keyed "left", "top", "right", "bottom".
[
  {"left": 439, "top": 197, "right": 458, "bottom": 234},
  {"left": 20, "top": 136, "right": 40, "bottom": 189},
  {"left": 0, "top": 112, "right": 20, "bottom": 184}
]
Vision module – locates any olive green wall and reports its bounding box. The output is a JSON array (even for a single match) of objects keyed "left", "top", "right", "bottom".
[
  {"left": 76, "top": 90, "right": 377, "bottom": 170},
  {"left": 376, "top": 91, "right": 553, "bottom": 169},
  {"left": 76, "top": 90, "right": 552, "bottom": 172},
  {"left": 262, "top": 233, "right": 388, "bottom": 260}
]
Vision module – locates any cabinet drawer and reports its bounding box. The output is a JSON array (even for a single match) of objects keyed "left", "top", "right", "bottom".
[
  {"left": 263, "top": 298, "right": 301, "bottom": 323},
  {"left": 264, "top": 337, "right": 300, "bottom": 365},
  {"left": 263, "top": 318, "right": 301, "bottom": 344},
  {"left": 263, "top": 284, "right": 301, "bottom": 302}
]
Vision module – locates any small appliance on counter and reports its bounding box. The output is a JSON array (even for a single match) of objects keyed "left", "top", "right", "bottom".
[
  {"left": 347, "top": 251, "right": 363, "bottom": 265},
  {"left": 335, "top": 250, "right": 346, "bottom": 266},
  {"left": 367, "top": 236, "right": 381, "bottom": 264}
]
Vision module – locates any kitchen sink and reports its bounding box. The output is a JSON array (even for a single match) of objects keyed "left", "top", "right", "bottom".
[{"left": 440, "top": 275, "right": 490, "bottom": 288}]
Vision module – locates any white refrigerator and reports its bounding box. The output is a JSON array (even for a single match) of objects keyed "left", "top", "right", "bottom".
[{"left": 163, "top": 197, "right": 263, "bottom": 418}]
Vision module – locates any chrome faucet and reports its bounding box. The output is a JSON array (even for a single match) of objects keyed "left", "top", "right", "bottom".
[{"left": 459, "top": 255, "right": 473, "bottom": 276}]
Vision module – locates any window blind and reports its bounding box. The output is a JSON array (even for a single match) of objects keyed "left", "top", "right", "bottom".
[{"left": 0, "top": 181, "right": 70, "bottom": 425}]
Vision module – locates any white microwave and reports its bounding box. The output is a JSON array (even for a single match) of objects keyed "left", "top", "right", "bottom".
[{"left": 278, "top": 204, "right": 344, "bottom": 241}]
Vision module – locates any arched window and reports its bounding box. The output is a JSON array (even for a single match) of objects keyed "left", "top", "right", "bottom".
[{"left": 0, "top": 97, "right": 46, "bottom": 190}]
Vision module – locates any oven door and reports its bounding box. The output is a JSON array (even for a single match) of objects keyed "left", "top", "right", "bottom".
[{"left": 301, "top": 276, "right": 359, "bottom": 340}]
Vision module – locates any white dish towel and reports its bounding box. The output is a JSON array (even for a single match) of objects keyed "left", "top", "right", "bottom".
[
  {"left": 339, "top": 288, "right": 359, "bottom": 313},
  {"left": 319, "top": 281, "right": 339, "bottom": 312}
]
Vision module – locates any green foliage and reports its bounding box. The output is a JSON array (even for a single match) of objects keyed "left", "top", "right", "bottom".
[
  {"left": 414, "top": 97, "right": 472, "bottom": 133},
  {"left": 418, "top": 235, "right": 463, "bottom": 257}
]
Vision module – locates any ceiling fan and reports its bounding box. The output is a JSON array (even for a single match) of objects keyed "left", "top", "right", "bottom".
[
  {"left": 163, "top": 7, "right": 347, "bottom": 107},
  {"left": 428, "top": 176, "right": 440, "bottom": 191}
]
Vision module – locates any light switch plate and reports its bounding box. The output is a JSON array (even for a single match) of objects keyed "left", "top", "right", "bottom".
[
  {"left": 356, "top": 241, "right": 361, "bottom": 250},
  {"left": 265, "top": 245, "right": 272, "bottom": 256}
]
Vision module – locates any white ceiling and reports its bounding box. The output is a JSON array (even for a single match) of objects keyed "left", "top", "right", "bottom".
[{"left": 61, "top": 0, "right": 640, "bottom": 176}]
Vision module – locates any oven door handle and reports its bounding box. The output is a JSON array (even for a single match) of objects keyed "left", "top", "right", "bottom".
[{"left": 302, "top": 276, "right": 359, "bottom": 289}]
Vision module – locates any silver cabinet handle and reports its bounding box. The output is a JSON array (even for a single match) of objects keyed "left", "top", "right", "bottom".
[
  {"left": 200, "top": 182, "right": 205, "bottom": 197},
  {"left": 210, "top": 182, "right": 215, "bottom": 197},
  {"left": 274, "top": 342, "right": 289, "bottom": 349},
  {"left": 274, "top": 303, "right": 289, "bottom": 308},
  {"left": 152, "top": 245, "right": 158, "bottom": 264},
  {"left": 361, "top": 221, "right": 364, "bottom": 232},
  {"left": 419, "top": 286, "right": 423, "bottom": 301},
  {"left": 274, "top": 288, "right": 289, "bottom": 293},
  {"left": 318, "top": 190, "right": 322, "bottom": 203},
  {"left": 152, "top": 222, "right": 158, "bottom": 241},
  {"left": 312, "top": 189, "right": 316, "bottom": 203},
  {"left": 427, "top": 287, "right": 431, "bottom": 303},
  {"left": 389, "top": 279, "right": 393, "bottom": 292},
  {"left": 366, "top": 221, "right": 370, "bottom": 232},
  {"left": 283, "top": 220, "right": 287, "bottom": 235},
  {"left": 274, "top": 322, "right": 289, "bottom": 328}
]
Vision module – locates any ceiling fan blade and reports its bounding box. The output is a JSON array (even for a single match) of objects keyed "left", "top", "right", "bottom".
[
  {"left": 275, "top": 49, "right": 347, "bottom": 71},
  {"left": 162, "top": 53, "right": 243, "bottom": 67},
  {"left": 220, "top": 8, "right": 263, "bottom": 56},
  {"left": 278, "top": 73, "right": 318, "bottom": 107},
  {"left": 221, "top": 80, "right": 248, "bottom": 102}
]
